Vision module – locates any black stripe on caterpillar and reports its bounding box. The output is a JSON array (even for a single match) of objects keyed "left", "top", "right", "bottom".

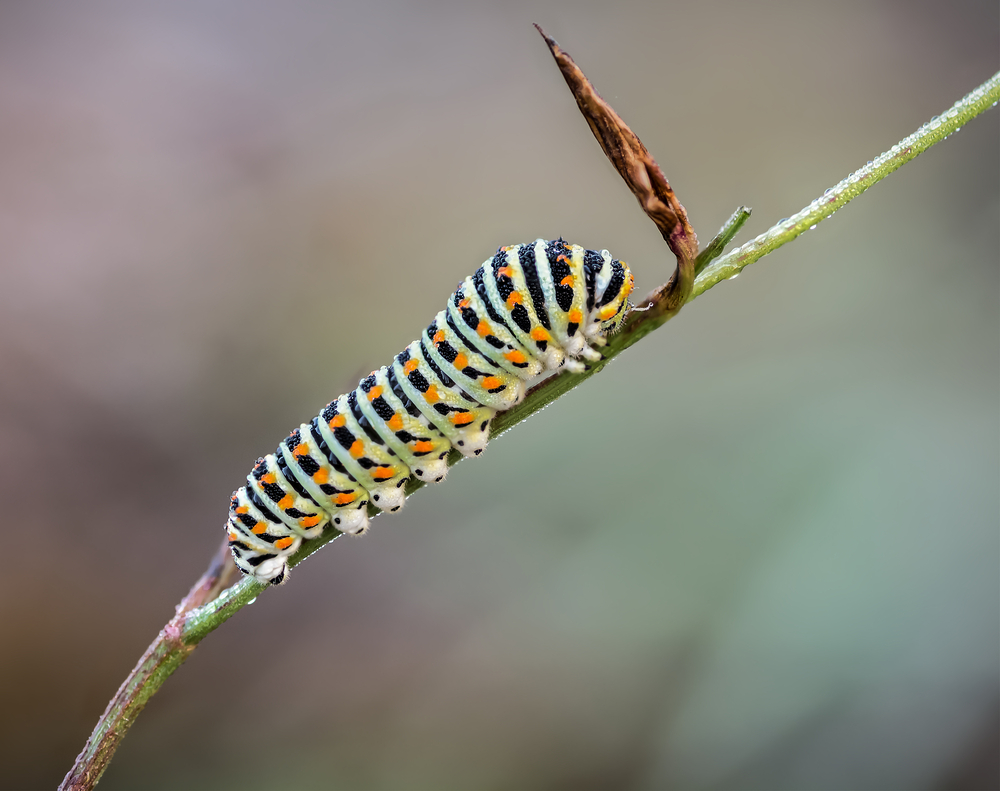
[{"left": 226, "top": 238, "right": 634, "bottom": 584}]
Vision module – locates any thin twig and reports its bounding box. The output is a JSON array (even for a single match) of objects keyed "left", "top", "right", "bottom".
[
  {"left": 60, "top": 540, "right": 238, "bottom": 791},
  {"left": 692, "top": 72, "right": 1000, "bottom": 298},
  {"left": 59, "top": 43, "right": 1000, "bottom": 791},
  {"left": 695, "top": 207, "right": 752, "bottom": 276}
]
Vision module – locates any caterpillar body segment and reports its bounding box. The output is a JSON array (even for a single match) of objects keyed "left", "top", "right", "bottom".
[
  {"left": 286, "top": 423, "right": 370, "bottom": 534},
  {"left": 452, "top": 275, "right": 546, "bottom": 379},
  {"left": 227, "top": 488, "right": 303, "bottom": 585},
  {"left": 421, "top": 311, "right": 525, "bottom": 411},
  {"left": 393, "top": 342, "right": 494, "bottom": 456},
  {"left": 227, "top": 239, "right": 634, "bottom": 584},
  {"left": 357, "top": 367, "right": 452, "bottom": 484},
  {"left": 328, "top": 393, "right": 410, "bottom": 511},
  {"left": 247, "top": 453, "right": 327, "bottom": 537}
]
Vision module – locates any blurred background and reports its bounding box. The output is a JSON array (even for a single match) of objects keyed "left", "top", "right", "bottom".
[{"left": 0, "top": 1, "right": 997, "bottom": 789}]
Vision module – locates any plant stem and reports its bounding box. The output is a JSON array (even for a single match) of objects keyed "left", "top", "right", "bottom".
[
  {"left": 180, "top": 64, "right": 1000, "bottom": 672},
  {"left": 694, "top": 207, "right": 752, "bottom": 276},
  {"left": 692, "top": 71, "right": 1000, "bottom": 299},
  {"left": 59, "top": 66, "right": 1000, "bottom": 791}
]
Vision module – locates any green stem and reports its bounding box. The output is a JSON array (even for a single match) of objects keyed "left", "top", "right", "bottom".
[
  {"left": 184, "top": 67, "right": 1000, "bottom": 637},
  {"left": 59, "top": 69, "right": 1000, "bottom": 791},
  {"left": 694, "top": 207, "right": 752, "bottom": 276},
  {"left": 692, "top": 71, "right": 1000, "bottom": 299}
]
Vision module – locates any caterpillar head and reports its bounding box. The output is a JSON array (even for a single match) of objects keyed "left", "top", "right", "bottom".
[{"left": 592, "top": 252, "right": 634, "bottom": 334}]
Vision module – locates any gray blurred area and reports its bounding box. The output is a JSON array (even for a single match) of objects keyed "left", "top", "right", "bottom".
[{"left": 1, "top": 1, "right": 997, "bottom": 789}]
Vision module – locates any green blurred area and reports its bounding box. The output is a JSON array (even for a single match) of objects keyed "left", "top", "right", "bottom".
[{"left": 0, "top": 1, "right": 996, "bottom": 789}]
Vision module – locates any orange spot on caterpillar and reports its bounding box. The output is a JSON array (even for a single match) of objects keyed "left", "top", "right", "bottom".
[
  {"left": 560, "top": 274, "right": 575, "bottom": 287},
  {"left": 599, "top": 305, "right": 617, "bottom": 321},
  {"left": 404, "top": 359, "right": 419, "bottom": 374},
  {"left": 349, "top": 440, "right": 365, "bottom": 459},
  {"left": 251, "top": 523, "right": 267, "bottom": 535},
  {"left": 530, "top": 327, "right": 551, "bottom": 342},
  {"left": 453, "top": 353, "right": 468, "bottom": 370},
  {"left": 329, "top": 414, "right": 346, "bottom": 428},
  {"left": 424, "top": 384, "right": 440, "bottom": 403},
  {"left": 498, "top": 265, "right": 514, "bottom": 277},
  {"left": 292, "top": 444, "right": 308, "bottom": 456},
  {"left": 367, "top": 386, "right": 382, "bottom": 401},
  {"left": 274, "top": 537, "right": 295, "bottom": 550},
  {"left": 414, "top": 440, "right": 434, "bottom": 453},
  {"left": 372, "top": 466, "right": 394, "bottom": 480},
  {"left": 433, "top": 330, "right": 446, "bottom": 344},
  {"left": 235, "top": 505, "right": 249, "bottom": 515},
  {"left": 504, "top": 350, "right": 526, "bottom": 365},
  {"left": 568, "top": 308, "right": 583, "bottom": 323},
  {"left": 313, "top": 468, "right": 329, "bottom": 484},
  {"left": 387, "top": 413, "right": 403, "bottom": 431},
  {"left": 476, "top": 321, "right": 490, "bottom": 337},
  {"left": 334, "top": 492, "right": 357, "bottom": 505},
  {"left": 278, "top": 494, "right": 294, "bottom": 509},
  {"left": 262, "top": 473, "right": 277, "bottom": 484},
  {"left": 459, "top": 298, "right": 471, "bottom": 308},
  {"left": 506, "top": 292, "right": 522, "bottom": 309},
  {"left": 228, "top": 531, "right": 238, "bottom": 542},
  {"left": 300, "top": 515, "right": 322, "bottom": 528},
  {"left": 449, "top": 412, "right": 475, "bottom": 426},
  {"left": 481, "top": 376, "right": 502, "bottom": 390}
]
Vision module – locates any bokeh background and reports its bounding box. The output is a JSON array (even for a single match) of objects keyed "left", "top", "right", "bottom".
[{"left": 1, "top": 1, "right": 997, "bottom": 789}]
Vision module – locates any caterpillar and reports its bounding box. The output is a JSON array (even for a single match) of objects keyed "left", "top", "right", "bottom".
[{"left": 226, "top": 238, "right": 634, "bottom": 585}]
